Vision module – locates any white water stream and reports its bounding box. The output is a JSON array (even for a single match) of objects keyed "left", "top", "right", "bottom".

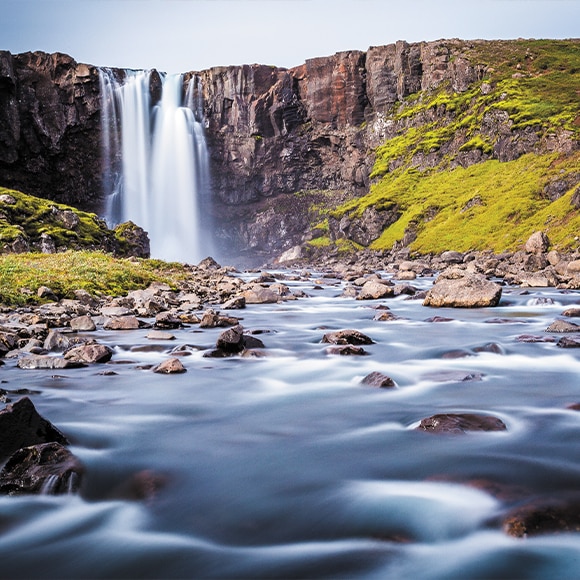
[{"left": 99, "top": 69, "right": 211, "bottom": 263}]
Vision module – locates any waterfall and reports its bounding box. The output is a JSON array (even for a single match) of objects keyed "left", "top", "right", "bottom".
[{"left": 99, "top": 69, "right": 212, "bottom": 263}]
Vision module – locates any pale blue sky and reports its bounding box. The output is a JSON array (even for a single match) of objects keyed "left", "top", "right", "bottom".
[{"left": 2, "top": 0, "right": 579, "bottom": 72}]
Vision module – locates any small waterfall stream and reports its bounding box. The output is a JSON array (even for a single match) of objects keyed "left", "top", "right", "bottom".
[{"left": 99, "top": 69, "right": 211, "bottom": 263}]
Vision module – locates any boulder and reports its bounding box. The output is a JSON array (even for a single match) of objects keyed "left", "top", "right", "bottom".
[
  {"left": 0, "top": 397, "right": 69, "bottom": 462},
  {"left": 504, "top": 496, "right": 580, "bottom": 537},
  {"left": 64, "top": 344, "right": 113, "bottom": 364},
  {"left": 423, "top": 273, "right": 502, "bottom": 308},
  {"left": 146, "top": 330, "right": 176, "bottom": 341},
  {"left": 69, "top": 315, "right": 96, "bottom": 332},
  {"left": 416, "top": 413, "right": 507, "bottom": 434},
  {"left": 103, "top": 316, "right": 140, "bottom": 330},
  {"left": 17, "top": 355, "right": 85, "bottom": 370},
  {"left": 222, "top": 296, "right": 246, "bottom": 310},
  {"left": 525, "top": 231, "right": 550, "bottom": 255},
  {"left": 321, "top": 329, "right": 375, "bottom": 345},
  {"left": 546, "top": 319, "right": 580, "bottom": 333},
  {"left": 241, "top": 285, "right": 279, "bottom": 304},
  {"left": 199, "top": 309, "right": 239, "bottom": 328},
  {"left": 216, "top": 325, "right": 245, "bottom": 353},
  {"left": 357, "top": 280, "right": 394, "bottom": 300},
  {"left": 154, "top": 312, "right": 183, "bottom": 330},
  {"left": 0, "top": 442, "right": 83, "bottom": 495},
  {"left": 43, "top": 330, "right": 71, "bottom": 352},
  {"left": 557, "top": 337, "right": 580, "bottom": 348},
  {"left": 152, "top": 358, "right": 186, "bottom": 374},
  {"left": 361, "top": 372, "right": 397, "bottom": 388}
]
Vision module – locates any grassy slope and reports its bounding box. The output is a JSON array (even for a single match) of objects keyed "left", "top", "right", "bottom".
[{"left": 318, "top": 39, "right": 580, "bottom": 254}]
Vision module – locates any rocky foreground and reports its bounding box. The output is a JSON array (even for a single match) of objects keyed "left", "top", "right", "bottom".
[{"left": 2, "top": 235, "right": 580, "bottom": 538}]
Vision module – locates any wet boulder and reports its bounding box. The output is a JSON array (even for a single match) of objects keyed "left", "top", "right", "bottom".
[
  {"left": 0, "top": 442, "right": 83, "bottom": 496},
  {"left": 152, "top": 357, "right": 186, "bottom": 374},
  {"left": 69, "top": 315, "right": 96, "bottom": 332},
  {"left": 0, "top": 397, "right": 69, "bottom": 462},
  {"left": 199, "top": 309, "right": 239, "bottom": 328},
  {"left": 546, "top": 319, "right": 580, "bottom": 333},
  {"left": 241, "top": 285, "right": 279, "bottom": 304},
  {"left": 356, "top": 280, "right": 394, "bottom": 300},
  {"left": 17, "top": 355, "right": 85, "bottom": 370},
  {"left": 423, "top": 272, "right": 502, "bottom": 308},
  {"left": 361, "top": 371, "right": 397, "bottom": 388},
  {"left": 416, "top": 413, "right": 507, "bottom": 434},
  {"left": 103, "top": 316, "right": 140, "bottom": 330},
  {"left": 325, "top": 345, "right": 369, "bottom": 356},
  {"left": 504, "top": 496, "right": 580, "bottom": 538},
  {"left": 64, "top": 343, "right": 114, "bottom": 364},
  {"left": 321, "top": 329, "right": 375, "bottom": 345},
  {"left": 154, "top": 312, "right": 183, "bottom": 330}
]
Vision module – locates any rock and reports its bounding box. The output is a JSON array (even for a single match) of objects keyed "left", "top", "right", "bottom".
[
  {"left": 0, "top": 442, "right": 83, "bottom": 495},
  {"left": 152, "top": 358, "right": 186, "bottom": 374},
  {"left": 357, "top": 280, "right": 394, "bottom": 300},
  {"left": 216, "top": 324, "right": 245, "bottom": 353},
  {"left": 325, "top": 345, "right": 369, "bottom": 356},
  {"left": 101, "top": 306, "right": 133, "bottom": 317},
  {"left": 113, "top": 221, "right": 150, "bottom": 258},
  {"left": 37, "top": 286, "right": 58, "bottom": 301},
  {"left": 504, "top": 496, "right": 580, "bottom": 537},
  {"left": 546, "top": 319, "right": 580, "bottom": 333},
  {"left": 64, "top": 344, "right": 113, "bottom": 364},
  {"left": 425, "top": 316, "right": 454, "bottom": 323},
  {"left": 395, "top": 270, "right": 417, "bottom": 281},
  {"left": 43, "top": 330, "right": 71, "bottom": 352},
  {"left": 222, "top": 296, "right": 246, "bottom": 310},
  {"left": 154, "top": 312, "right": 183, "bottom": 330},
  {"left": 562, "top": 308, "right": 580, "bottom": 318},
  {"left": 525, "top": 231, "right": 550, "bottom": 255},
  {"left": 361, "top": 372, "right": 396, "bottom": 388},
  {"left": 70, "top": 315, "right": 96, "bottom": 332},
  {"left": 103, "top": 316, "right": 140, "bottom": 330},
  {"left": 416, "top": 413, "right": 507, "bottom": 434},
  {"left": 321, "top": 329, "right": 374, "bottom": 345},
  {"left": 277, "top": 245, "right": 302, "bottom": 263},
  {"left": 199, "top": 309, "right": 239, "bottom": 328},
  {"left": 421, "top": 370, "right": 484, "bottom": 383},
  {"left": 373, "top": 311, "right": 400, "bottom": 321},
  {"left": 516, "top": 335, "right": 557, "bottom": 343},
  {"left": 17, "top": 355, "right": 85, "bottom": 370},
  {"left": 423, "top": 273, "right": 502, "bottom": 308},
  {"left": 197, "top": 256, "right": 221, "bottom": 270},
  {"left": 440, "top": 251, "right": 464, "bottom": 264},
  {"left": 0, "top": 397, "right": 69, "bottom": 462},
  {"left": 557, "top": 337, "right": 580, "bottom": 348},
  {"left": 242, "top": 286, "right": 279, "bottom": 304},
  {"left": 146, "top": 330, "right": 176, "bottom": 340}
]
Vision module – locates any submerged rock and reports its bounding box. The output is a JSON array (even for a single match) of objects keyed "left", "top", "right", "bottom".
[
  {"left": 546, "top": 319, "right": 580, "bottom": 333},
  {"left": 152, "top": 358, "right": 186, "bottom": 374},
  {"left": 17, "top": 355, "right": 85, "bottom": 370},
  {"left": 416, "top": 413, "right": 507, "bottom": 434},
  {"left": 64, "top": 343, "right": 113, "bottom": 364},
  {"left": 0, "top": 442, "right": 83, "bottom": 496}
]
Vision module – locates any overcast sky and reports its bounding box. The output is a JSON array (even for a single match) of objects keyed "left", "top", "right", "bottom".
[{"left": 2, "top": 0, "right": 579, "bottom": 73}]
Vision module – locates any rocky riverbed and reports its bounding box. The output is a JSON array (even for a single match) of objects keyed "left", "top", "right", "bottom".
[{"left": 2, "top": 243, "right": 580, "bottom": 577}]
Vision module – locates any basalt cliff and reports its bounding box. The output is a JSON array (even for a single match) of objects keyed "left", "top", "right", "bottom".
[{"left": 1, "top": 39, "right": 579, "bottom": 262}]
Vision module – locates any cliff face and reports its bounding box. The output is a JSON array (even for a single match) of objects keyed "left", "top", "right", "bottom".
[
  {"left": 0, "top": 51, "right": 102, "bottom": 211},
  {"left": 1, "top": 40, "right": 578, "bottom": 261}
]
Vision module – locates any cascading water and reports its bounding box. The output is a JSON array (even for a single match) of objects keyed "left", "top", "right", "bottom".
[{"left": 99, "top": 69, "right": 212, "bottom": 263}]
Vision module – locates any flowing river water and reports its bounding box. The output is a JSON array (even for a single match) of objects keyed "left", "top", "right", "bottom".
[{"left": 1, "top": 270, "right": 580, "bottom": 578}]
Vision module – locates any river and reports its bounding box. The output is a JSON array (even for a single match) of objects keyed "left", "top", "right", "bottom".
[{"left": 1, "top": 270, "right": 580, "bottom": 579}]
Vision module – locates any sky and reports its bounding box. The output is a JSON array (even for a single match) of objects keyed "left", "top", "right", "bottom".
[{"left": 1, "top": 0, "right": 580, "bottom": 73}]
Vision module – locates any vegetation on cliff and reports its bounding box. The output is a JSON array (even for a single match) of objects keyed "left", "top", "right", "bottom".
[
  {"left": 0, "top": 187, "right": 148, "bottom": 257},
  {"left": 319, "top": 39, "right": 580, "bottom": 255}
]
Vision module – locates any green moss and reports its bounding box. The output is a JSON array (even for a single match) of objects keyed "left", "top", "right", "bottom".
[
  {"left": 0, "top": 187, "right": 111, "bottom": 250},
  {"left": 307, "top": 236, "right": 332, "bottom": 248},
  {"left": 353, "top": 152, "right": 580, "bottom": 254},
  {"left": 0, "top": 251, "right": 190, "bottom": 306}
]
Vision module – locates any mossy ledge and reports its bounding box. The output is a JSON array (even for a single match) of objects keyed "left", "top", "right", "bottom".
[{"left": 0, "top": 187, "right": 148, "bottom": 258}]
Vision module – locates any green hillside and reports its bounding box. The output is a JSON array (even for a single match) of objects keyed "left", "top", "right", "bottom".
[{"left": 315, "top": 39, "right": 580, "bottom": 254}]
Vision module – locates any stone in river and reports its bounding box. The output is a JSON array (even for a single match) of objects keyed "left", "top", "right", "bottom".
[
  {"left": 356, "top": 280, "right": 394, "bottom": 300},
  {"left": 43, "top": 330, "right": 71, "bottom": 352},
  {"left": 103, "top": 316, "right": 140, "bottom": 330},
  {"left": 216, "top": 324, "right": 245, "bottom": 353},
  {"left": 152, "top": 357, "right": 186, "bottom": 374},
  {"left": 504, "top": 495, "right": 580, "bottom": 537},
  {"left": 146, "top": 330, "right": 176, "bottom": 341},
  {"left": 416, "top": 413, "right": 507, "bottom": 434},
  {"left": 242, "top": 285, "right": 279, "bottom": 304},
  {"left": 562, "top": 308, "right": 580, "bottom": 318},
  {"left": 222, "top": 296, "right": 246, "bottom": 310},
  {"left": 17, "top": 355, "right": 85, "bottom": 370},
  {"left": 154, "top": 312, "right": 183, "bottom": 330},
  {"left": 70, "top": 315, "right": 96, "bottom": 332},
  {"left": 0, "top": 397, "right": 69, "bottom": 462},
  {"left": 361, "top": 371, "right": 396, "bottom": 388},
  {"left": 423, "top": 272, "right": 502, "bottom": 308},
  {"left": 0, "top": 442, "right": 83, "bottom": 496},
  {"left": 64, "top": 344, "right": 113, "bottom": 364},
  {"left": 546, "top": 319, "right": 580, "bottom": 333},
  {"left": 557, "top": 336, "right": 580, "bottom": 348},
  {"left": 199, "top": 309, "right": 239, "bottom": 328},
  {"left": 373, "top": 310, "right": 400, "bottom": 322},
  {"left": 516, "top": 335, "right": 557, "bottom": 343},
  {"left": 325, "top": 345, "right": 369, "bottom": 356},
  {"left": 321, "top": 329, "right": 375, "bottom": 345},
  {"left": 421, "top": 370, "right": 484, "bottom": 383}
]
